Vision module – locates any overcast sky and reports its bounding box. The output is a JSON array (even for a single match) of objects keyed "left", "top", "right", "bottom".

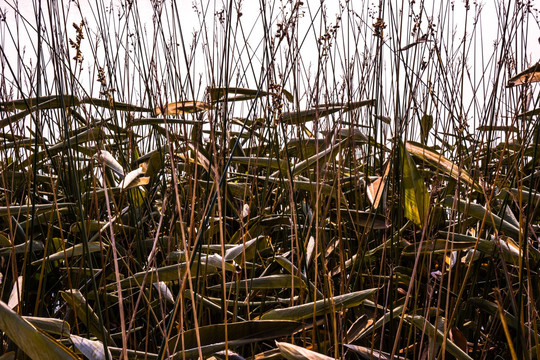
[{"left": 1, "top": 0, "right": 539, "bottom": 140}]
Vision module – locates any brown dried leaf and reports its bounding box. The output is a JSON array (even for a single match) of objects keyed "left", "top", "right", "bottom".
[
  {"left": 155, "top": 101, "right": 213, "bottom": 115},
  {"left": 507, "top": 62, "right": 540, "bottom": 87}
]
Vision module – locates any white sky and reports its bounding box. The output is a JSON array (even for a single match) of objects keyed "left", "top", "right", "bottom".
[{"left": 1, "top": 0, "right": 539, "bottom": 142}]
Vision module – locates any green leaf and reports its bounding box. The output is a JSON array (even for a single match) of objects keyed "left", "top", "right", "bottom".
[
  {"left": 401, "top": 142, "right": 430, "bottom": 227},
  {"left": 260, "top": 288, "right": 378, "bottom": 321}
]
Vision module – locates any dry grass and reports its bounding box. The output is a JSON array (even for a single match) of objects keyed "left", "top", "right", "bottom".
[{"left": 0, "top": 1, "right": 539, "bottom": 359}]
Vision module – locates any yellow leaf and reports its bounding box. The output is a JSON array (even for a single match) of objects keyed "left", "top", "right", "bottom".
[{"left": 401, "top": 143, "right": 430, "bottom": 227}]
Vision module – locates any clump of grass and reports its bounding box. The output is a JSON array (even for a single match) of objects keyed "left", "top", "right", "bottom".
[{"left": 0, "top": 1, "right": 539, "bottom": 359}]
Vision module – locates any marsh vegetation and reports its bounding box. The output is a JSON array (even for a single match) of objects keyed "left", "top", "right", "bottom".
[{"left": 0, "top": 1, "right": 540, "bottom": 359}]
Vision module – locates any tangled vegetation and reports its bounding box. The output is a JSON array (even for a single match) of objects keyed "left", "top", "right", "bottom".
[{"left": 1, "top": 1, "right": 540, "bottom": 359}]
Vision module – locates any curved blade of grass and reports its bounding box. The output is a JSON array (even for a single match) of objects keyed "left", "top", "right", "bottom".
[
  {"left": 344, "top": 344, "right": 409, "bottom": 360},
  {"left": 0, "top": 95, "right": 80, "bottom": 111},
  {"left": 346, "top": 315, "right": 369, "bottom": 343},
  {"left": 2, "top": 171, "right": 53, "bottom": 185},
  {"left": 0, "top": 300, "right": 80, "bottom": 359},
  {"left": 60, "top": 290, "right": 116, "bottom": 347},
  {"left": 356, "top": 305, "right": 405, "bottom": 340},
  {"left": 517, "top": 108, "right": 540, "bottom": 118},
  {"left": 246, "top": 174, "right": 347, "bottom": 202},
  {"left": 224, "top": 235, "right": 270, "bottom": 261},
  {"left": 0, "top": 232, "right": 10, "bottom": 246},
  {"left": 442, "top": 197, "right": 520, "bottom": 238},
  {"left": 284, "top": 138, "right": 326, "bottom": 158},
  {"left": 70, "top": 221, "right": 134, "bottom": 234},
  {"left": 0, "top": 203, "right": 75, "bottom": 216},
  {"left": 503, "top": 187, "right": 540, "bottom": 205},
  {"left": 154, "top": 101, "right": 213, "bottom": 115},
  {"left": 81, "top": 188, "right": 121, "bottom": 203},
  {"left": 70, "top": 335, "right": 112, "bottom": 360},
  {"left": 405, "top": 141, "right": 481, "bottom": 192},
  {"left": 288, "top": 138, "right": 346, "bottom": 177},
  {"left": 0, "top": 104, "right": 41, "bottom": 128},
  {"left": 468, "top": 297, "right": 539, "bottom": 339},
  {"left": 281, "top": 100, "right": 375, "bottom": 125},
  {"left": 80, "top": 97, "right": 152, "bottom": 112},
  {"left": 105, "top": 262, "right": 219, "bottom": 290},
  {"left": 32, "top": 242, "right": 106, "bottom": 266},
  {"left": 129, "top": 117, "right": 203, "bottom": 126},
  {"left": 330, "top": 128, "right": 369, "bottom": 143},
  {"left": 25, "top": 316, "right": 70, "bottom": 337},
  {"left": 167, "top": 320, "right": 301, "bottom": 356},
  {"left": 0, "top": 241, "right": 44, "bottom": 257},
  {"left": 144, "top": 151, "right": 164, "bottom": 178},
  {"left": 208, "top": 87, "right": 293, "bottom": 102},
  {"left": 339, "top": 208, "right": 388, "bottom": 229},
  {"left": 207, "top": 274, "right": 306, "bottom": 291},
  {"left": 506, "top": 62, "right": 540, "bottom": 87},
  {"left": 439, "top": 231, "right": 540, "bottom": 265},
  {"left": 231, "top": 156, "right": 286, "bottom": 170},
  {"left": 405, "top": 315, "right": 473, "bottom": 360},
  {"left": 477, "top": 125, "right": 518, "bottom": 132},
  {"left": 402, "top": 239, "right": 478, "bottom": 255},
  {"left": 108, "top": 347, "right": 158, "bottom": 360},
  {"left": 119, "top": 165, "right": 148, "bottom": 190},
  {"left": 275, "top": 256, "right": 324, "bottom": 300},
  {"left": 260, "top": 288, "right": 378, "bottom": 320},
  {"left": 94, "top": 150, "right": 124, "bottom": 176},
  {"left": 153, "top": 282, "right": 174, "bottom": 304},
  {"left": 401, "top": 143, "right": 430, "bottom": 227},
  {"left": 18, "top": 127, "right": 104, "bottom": 169},
  {"left": 276, "top": 341, "right": 334, "bottom": 360}
]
